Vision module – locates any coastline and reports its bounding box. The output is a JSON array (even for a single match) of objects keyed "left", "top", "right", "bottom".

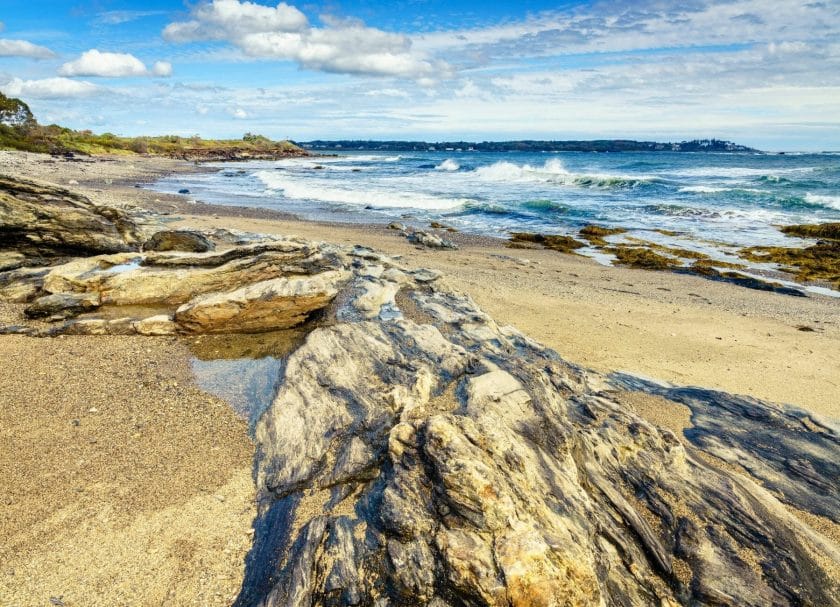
[
  {"left": 3, "top": 151, "right": 838, "bottom": 416},
  {"left": 1, "top": 151, "right": 838, "bottom": 604}
]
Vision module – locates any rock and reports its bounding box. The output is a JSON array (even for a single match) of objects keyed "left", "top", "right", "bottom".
[
  {"left": 178, "top": 188, "right": 190, "bottom": 194},
  {"left": 143, "top": 230, "right": 215, "bottom": 253},
  {"left": 0, "top": 174, "right": 139, "bottom": 259},
  {"left": 24, "top": 292, "right": 100, "bottom": 319},
  {"left": 233, "top": 268, "right": 839, "bottom": 607},
  {"left": 133, "top": 315, "right": 178, "bottom": 336},
  {"left": 175, "top": 270, "right": 349, "bottom": 334},
  {"left": 406, "top": 230, "right": 458, "bottom": 250},
  {"left": 388, "top": 222, "right": 406, "bottom": 231}
]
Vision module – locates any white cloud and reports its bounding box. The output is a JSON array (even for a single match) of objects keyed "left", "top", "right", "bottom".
[
  {"left": 228, "top": 107, "right": 248, "bottom": 119},
  {"left": 59, "top": 50, "right": 173, "bottom": 78},
  {"left": 163, "top": 1, "right": 447, "bottom": 78},
  {"left": 0, "top": 38, "right": 56, "bottom": 59},
  {"left": 151, "top": 61, "right": 173, "bottom": 77},
  {"left": 1, "top": 77, "right": 98, "bottom": 99},
  {"left": 95, "top": 10, "right": 166, "bottom": 25},
  {"left": 163, "top": 0, "right": 308, "bottom": 42}
]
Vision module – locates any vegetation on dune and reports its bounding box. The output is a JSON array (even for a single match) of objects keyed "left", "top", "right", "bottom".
[{"left": 0, "top": 92, "right": 303, "bottom": 159}]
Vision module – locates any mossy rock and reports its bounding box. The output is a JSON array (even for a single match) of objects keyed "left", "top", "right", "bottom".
[
  {"left": 578, "top": 224, "right": 627, "bottom": 245},
  {"left": 780, "top": 222, "right": 840, "bottom": 241},
  {"left": 608, "top": 246, "right": 682, "bottom": 270},
  {"left": 509, "top": 232, "right": 586, "bottom": 253},
  {"left": 739, "top": 241, "right": 839, "bottom": 287}
]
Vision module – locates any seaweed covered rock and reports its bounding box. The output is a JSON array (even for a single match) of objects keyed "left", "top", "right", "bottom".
[{"left": 0, "top": 174, "right": 139, "bottom": 259}]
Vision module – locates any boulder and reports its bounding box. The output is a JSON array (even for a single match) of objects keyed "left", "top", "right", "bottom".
[
  {"left": 233, "top": 266, "right": 840, "bottom": 607},
  {"left": 0, "top": 174, "right": 138, "bottom": 258},
  {"left": 24, "top": 292, "right": 100, "bottom": 319},
  {"left": 407, "top": 230, "right": 458, "bottom": 249},
  {"left": 175, "top": 270, "right": 349, "bottom": 334},
  {"left": 143, "top": 230, "right": 215, "bottom": 253}
]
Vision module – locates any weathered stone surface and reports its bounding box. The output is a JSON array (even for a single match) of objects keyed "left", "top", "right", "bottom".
[
  {"left": 407, "top": 230, "right": 458, "bottom": 249},
  {"left": 175, "top": 270, "right": 349, "bottom": 334},
  {"left": 143, "top": 230, "right": 215, "bottom": 253},
  {"left": 236, "top": 273, "right": 839, "bottom": 607},
  {"left": 0, "top": 174, "right": 138, "bottom": 258},
  {"left": 24, "top": 292, "right": 100, "bottom": 319},
  {"left": 134, "top": 314, "right": 178, "bottom": 336}
]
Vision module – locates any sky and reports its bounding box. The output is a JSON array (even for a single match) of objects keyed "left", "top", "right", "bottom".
[{"left": 0, "top": 0, "right": 838, "bottom": 150}]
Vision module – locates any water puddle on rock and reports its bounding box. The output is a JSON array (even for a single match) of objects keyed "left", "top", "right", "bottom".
[{"left": 187, "top": 328, "right": 310, "bottom": 431}]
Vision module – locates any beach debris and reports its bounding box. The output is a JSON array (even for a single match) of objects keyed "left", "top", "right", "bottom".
[{"left": 143, "top": 230, "right": 215, "bottom": 253}]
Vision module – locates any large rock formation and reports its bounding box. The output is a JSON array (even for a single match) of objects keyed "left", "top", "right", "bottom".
[
  {"left": 233, "top": 266, "right": 839, "bottom": 607},
  {"left": 0, "top": 174, "right": 139, "bottom": 258},
  {"left": 1, "top": 174, "right": 838, "bottom": 606}
]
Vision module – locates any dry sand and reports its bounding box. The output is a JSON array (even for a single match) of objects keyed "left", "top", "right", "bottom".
[{"left": 1, "top": 151, "right": 838, "bottom": 605}]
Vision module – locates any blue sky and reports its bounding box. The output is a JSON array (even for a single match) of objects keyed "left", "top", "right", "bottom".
[{"left": 1, "top": 0, "right": 839, "bottom": 150}]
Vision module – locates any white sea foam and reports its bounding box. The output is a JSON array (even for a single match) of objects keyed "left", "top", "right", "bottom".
[
  {"left": 804, "top": 193, "right": 840, "bottom": 210},
  {"left": 678, "top": 186, "right": 770, "bottom": 194},
  {"left": 254, "top": 171, "right": 467, "bottom": 210},
  {"left": 678, "top": 186, "right": 728, "bottom": 193},
  {"left": 435, "top": 159, "right": 460, "bottom": 171},
  {"left": 471, "top": 159, "right": 651, "bottom": 188}
]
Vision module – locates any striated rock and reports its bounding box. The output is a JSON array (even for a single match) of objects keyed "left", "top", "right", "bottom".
[
  {"left": 0, "top": 174, "right": 138, "bottom": 259},
  {"left": 24, "top": 292, "right": 99, "bottom": 319},
  {"left": 175, "top": 270, "right": 349, "bottom": 334},
  {"left": 134, "top": 314, "right": 178, "bottom": 336},
  {"left": 143, "top": 230, "right": 215, "bottom": 253},
  {"left": 234, "top": 266, "right": 839, "bottom": 607}
]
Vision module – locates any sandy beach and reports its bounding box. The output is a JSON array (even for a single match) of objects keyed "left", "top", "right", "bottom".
[{"left": 1, "top": 151, "right": 838, "bottom": 605}]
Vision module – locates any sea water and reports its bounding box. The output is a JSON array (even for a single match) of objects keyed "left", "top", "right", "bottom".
[{"left": 150, "top": 150, "right": 840, "bottom": 290}]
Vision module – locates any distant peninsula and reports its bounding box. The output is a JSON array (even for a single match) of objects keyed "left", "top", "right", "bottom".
[{"left": 300, "top": 138, "right": 759, "bottom": 153}]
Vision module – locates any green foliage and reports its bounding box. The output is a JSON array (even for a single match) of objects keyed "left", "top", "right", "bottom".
[{"left": 0, "top": 91, "right": 301, "bottom": 158}]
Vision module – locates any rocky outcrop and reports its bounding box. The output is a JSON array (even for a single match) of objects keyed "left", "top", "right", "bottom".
[
  {"left": 0, "top": 174, "right": 139, "bottom": 258},
  {"left": 174, "top": 270, "right": 349, "bottom": 334},
  {"left": 232, "top": 275, "right": 839, "bottom": 607},
  {"left": 143, "top": 230, "right": 215, "bottom": 253}
]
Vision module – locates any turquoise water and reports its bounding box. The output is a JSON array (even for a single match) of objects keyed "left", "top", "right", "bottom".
[{"left": 150, "top": 150, "right": 840, "bottom": 292}]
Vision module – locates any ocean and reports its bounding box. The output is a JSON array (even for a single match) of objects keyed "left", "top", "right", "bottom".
[{"left": 149, "top": 150, "right": 840, "bottom": 294}]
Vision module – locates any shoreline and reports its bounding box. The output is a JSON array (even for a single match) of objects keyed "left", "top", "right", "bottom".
[{"left": 3, "top": 151, "right": 838, "bottom": 416}]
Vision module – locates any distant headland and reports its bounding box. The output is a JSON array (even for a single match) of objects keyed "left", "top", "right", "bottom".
[{"left": 299, "top": 138, "right": 759, "bottom": 153}]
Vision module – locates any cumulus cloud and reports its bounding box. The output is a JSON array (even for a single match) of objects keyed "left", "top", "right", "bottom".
[
  {"left": 163, "top": 0, "right": 308, "bottom": 42},
  {"left": 163, "top": 0, "right": 447, "bottom": 78},
  {"left": 59, "top": 50, "right": 172, "bottom": 78},
  {"left": 0, "top": 38, "right": 56, "bottom": 59},
  {"left": 1, "top": 77, "right": 98, "bottom": 98}
]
